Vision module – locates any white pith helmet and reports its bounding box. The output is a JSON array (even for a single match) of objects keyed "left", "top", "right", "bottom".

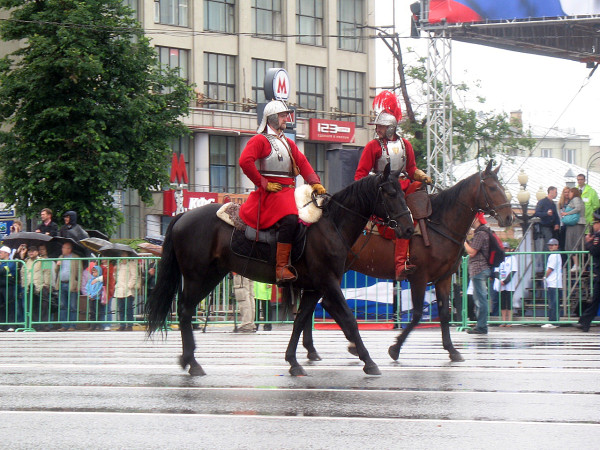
[{"left": 257, "top": 100, "right": 292, "bottom": 133}]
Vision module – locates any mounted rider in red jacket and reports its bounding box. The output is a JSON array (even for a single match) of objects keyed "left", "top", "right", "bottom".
[
  {"left": 239, "top": 100, "right": 326, "bottom": 283},
  {"left": 355, "top": 91, "right": 432, "bottom": 281}
]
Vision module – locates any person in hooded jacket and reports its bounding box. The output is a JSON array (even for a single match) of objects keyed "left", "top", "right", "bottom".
[{"left": 58, "top": 211, "right": 89, "bottom": 242}]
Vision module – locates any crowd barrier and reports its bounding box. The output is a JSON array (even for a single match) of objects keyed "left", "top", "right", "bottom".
[{"left": 1, "top": 251, "right": 597, "bottom": 332}]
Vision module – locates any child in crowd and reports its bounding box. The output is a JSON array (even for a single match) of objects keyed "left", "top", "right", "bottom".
[{"left": 543, "top": 238, "right": 562, "bottom": 329}]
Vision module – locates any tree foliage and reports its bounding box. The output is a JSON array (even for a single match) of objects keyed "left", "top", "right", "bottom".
[{"left": 0, "top": 0, "right": 193, "bottom": 234}]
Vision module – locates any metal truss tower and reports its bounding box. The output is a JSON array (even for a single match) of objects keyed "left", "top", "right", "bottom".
[{"left": 425, "top": 30, "right": 454, "bottom": 188}]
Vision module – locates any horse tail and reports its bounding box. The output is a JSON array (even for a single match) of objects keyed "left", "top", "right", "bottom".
[{"left": 146, "top": 213, "right": 183, "bottom": 336}]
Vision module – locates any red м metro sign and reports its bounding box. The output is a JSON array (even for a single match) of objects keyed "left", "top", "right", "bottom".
[{"left": 308, "top": 119, "right": 355, "bottom": 143}]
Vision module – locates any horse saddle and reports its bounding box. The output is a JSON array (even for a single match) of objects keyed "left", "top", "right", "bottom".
[
  {"left": 406, "top": 189, "right": 433, "bottom": 247},
  {"left": 218, "top": 203, "right": 306, "bottom": 263},
  {"left": 230, "top": 224, "right": 307, "bottom": 265}
]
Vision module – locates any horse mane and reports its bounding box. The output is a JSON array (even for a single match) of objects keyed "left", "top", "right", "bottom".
[
  {"left": 429, "top": 171, "right": 479, "bottom": 220},
  {"left": 323, "top": 175, "right": 379, "bottom": 218}
]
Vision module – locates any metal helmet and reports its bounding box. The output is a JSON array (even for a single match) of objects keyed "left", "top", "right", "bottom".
[
  {"left": 257, "top": 100, "right": 292, "bottom": 133},
  {"left": 371, "top": 111, "right": 398, "bottom": 140}
]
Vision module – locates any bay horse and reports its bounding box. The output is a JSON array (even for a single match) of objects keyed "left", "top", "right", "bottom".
[
  {"left": 300, "top": 161, "right": 513, "bottom": 363},
  {"left": 146, "top": 164, "right": 414, "bottom": 376}
]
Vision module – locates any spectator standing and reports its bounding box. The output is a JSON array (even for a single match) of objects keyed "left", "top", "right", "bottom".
[
  {"left": 58, "top": 211, "right": 89, "bottom": 242},
  {"left": 233, "top": 274, "right": 256, "bottom": 332},
  {"left": 464, "top": 212, "right": 492, "bottom": 335},
  {"left": 494, "top": 242, "right": 518, "bottom": 326},
  {"left": 542, "top": 238, "right": 563, "bottom": 329},
  {"left": 0, "top": 246, "right": 17, "bottom": 331},
  {"left": 35, "top": 208, "right": 58, "bottom": 236},
  {"left": 534, "top": 186, "right": 560, "bottom": 242},
  {"left": 561, "top": 187, "right": 586, "bottom": 272},
  {"left": 36, "top": 244, "right": 55, "bottom": 328},
  {"left": 577, "top": 174, "right": 600, "bottom": 229},
  {"left": 100, "top": 260, "right": 116, "bottom": 331},
  {"left": 54, "top": 242, "right": 82, "bottom": 331},
  {"left": 114, "top": 252, "right": 139, "bottom": 331},
  {"left": 575, "top": 210, "right": 600, "bottom": 332},
  {"left": 557, "top": 186, "right": 571, "bottom": 251},
  {"left": 254, "top": 281, "right": 273, "bottom": 331},
  {"left": 20, "top": 245, "right": 52, "bottom": 331}
]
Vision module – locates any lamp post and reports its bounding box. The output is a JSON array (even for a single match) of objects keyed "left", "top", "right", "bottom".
[
  {"left": 564, "top": 168, "right": 577, "bottom": 188},
  {"left": 513, "top": 170, "right": 535, "bottom": 231}
]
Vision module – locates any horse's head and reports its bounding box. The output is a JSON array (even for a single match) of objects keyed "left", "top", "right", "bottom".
[
  {"left": 478, "top": 160, "right": 513, "bottom": 227},
  {"left": 375, "top": 164, "right": 414, "bottom": 239}
]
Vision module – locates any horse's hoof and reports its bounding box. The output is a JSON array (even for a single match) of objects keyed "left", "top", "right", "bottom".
[
  {"left": 388, "top": 345, "right": 400, "bottom": 361},
  {"left": 189, "top": 365, "right": 206, "bottom": 376},
  {"left": 363, "top": 363, "right": 381, "bottom": 376},
  {"left": 347, "top": 344, "right": 358, "bottom": 356},
  {"left": 289, "top": 365, "right": 307, "bottom": 376},
  {"left": 450, "top": 352, "right": 465, "bottom": 362},
  {"left": 307, "top": 351, "right": 322, "bottom": 361}
]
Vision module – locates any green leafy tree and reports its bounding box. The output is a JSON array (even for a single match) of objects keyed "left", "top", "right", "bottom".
[{"left": 0, "top": 0, "right": 193, "bottom": 234}]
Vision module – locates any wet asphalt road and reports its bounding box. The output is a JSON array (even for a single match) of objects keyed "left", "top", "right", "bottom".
[{"left": 1, "top": 325, "right": 599, "bottom": 449}]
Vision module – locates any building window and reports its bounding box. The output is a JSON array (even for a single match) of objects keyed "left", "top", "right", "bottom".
[
  {"left": 541, "top": 148, "right": 552, "bottom": 158},
  {"left": 338, "top": 70, "right": 365, "bottom": 127},
  {"left": 563, "top": 148, "right": 576, "bottom": 164},
  {"left": 296, "top": 0, "right": 323, "bottom": 46},
  {"left": 204, "top": 53, "right": 236, "bottom": 110},
  {"left": 252, "top": 58, "right": 284, "bottom": 104},
  {"left": 209, "top": 135, "right": 239, "bottom": 192},
  {"left": 297, "top": 65, "right": 325, "bottom": 119},
  {"left": 204, "top": 0, "right": 235, "bottom": 32},
  {"left": 156, "top": 47, "right": 189, "bottom": 92},
  {"left": 116, "top": 189, "right": 141, "bottom": 239},
  {"left": 304, "top": 143, "right": 326, "bottom": 182},
  {"left": 252, "top": 0, "right": 282, "bottom": 39},
  {"left": 124, "top": 0, "right": 139, "bottom": 18},
  {"left": 154, "top": 0, "right": 189, "bottom": 27},
  {"left": 337, "top": 0, "right": 364, "bottom": 52}
]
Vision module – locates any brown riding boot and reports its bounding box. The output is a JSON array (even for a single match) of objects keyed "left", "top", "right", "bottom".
[
  {"left": 276, "top": 242, "right": 297, "bottom": 283},
  {"left": 395, "top": 238, "right": 416, "bottom": 281}
]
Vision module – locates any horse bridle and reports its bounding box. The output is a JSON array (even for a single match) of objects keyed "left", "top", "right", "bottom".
[{"left": 476, "top": 172, "right": 511, "bottom": 218}]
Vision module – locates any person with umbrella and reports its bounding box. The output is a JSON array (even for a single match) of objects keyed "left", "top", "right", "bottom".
[
  {"left": 20, "top": 245, "right": 52, "bottom": 331},
  {"left": 109, "top": 247, "right": 139, "bottom": 331},
  {"left": 0, "top": 246, "right": 17, "bottom": 331},
  {"left": 54, "top": 241, "right": 83, "bottom": 331}
]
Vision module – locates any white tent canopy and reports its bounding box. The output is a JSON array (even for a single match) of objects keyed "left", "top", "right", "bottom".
[{"left": 452, "top": 156, "right": 600, "bottom": 208}]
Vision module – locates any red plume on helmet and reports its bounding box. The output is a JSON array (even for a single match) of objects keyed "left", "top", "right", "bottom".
[{"left": 372, "top": 90, "right": 402, "bottom": 122}]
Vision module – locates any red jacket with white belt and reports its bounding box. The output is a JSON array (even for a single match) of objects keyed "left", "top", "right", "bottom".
[{"left": 239, "top": 134, "right": 320, "bottom": 229}]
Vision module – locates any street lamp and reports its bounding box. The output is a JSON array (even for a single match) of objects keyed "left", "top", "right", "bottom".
[
  {"left": 514, "top": 170, "right": 535, "bottom": 230},
  {"left": 564, "top": 168, "right": 577, "bottom": 188}
]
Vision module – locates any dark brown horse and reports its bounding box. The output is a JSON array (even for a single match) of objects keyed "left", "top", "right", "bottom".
[
  {"left": 146, "top": 165, "right": 414, "bottom": 376},
  {"left": 300, "top": 161, "right": 513, "bottom": 363}
]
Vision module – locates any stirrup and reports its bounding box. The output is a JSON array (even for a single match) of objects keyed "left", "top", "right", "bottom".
[
  {"left": 395, "top": 262, "right": 416, "bottom": 281},
  {"left": 276, "top": 265, "right": 298, "bottom": 284}
]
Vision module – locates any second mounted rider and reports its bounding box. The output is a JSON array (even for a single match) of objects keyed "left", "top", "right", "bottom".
[{"left": 355, "top": 91, "right": 432, "bottom": 281}]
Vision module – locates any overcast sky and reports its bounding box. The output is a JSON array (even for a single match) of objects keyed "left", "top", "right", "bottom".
[{"left": 374, "top": 0, "right": 600, "bottom": 146}]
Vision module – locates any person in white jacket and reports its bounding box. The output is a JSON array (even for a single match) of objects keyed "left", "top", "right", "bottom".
[{"left": 114, "top": 252, "right": 139, "bottom": 331}]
